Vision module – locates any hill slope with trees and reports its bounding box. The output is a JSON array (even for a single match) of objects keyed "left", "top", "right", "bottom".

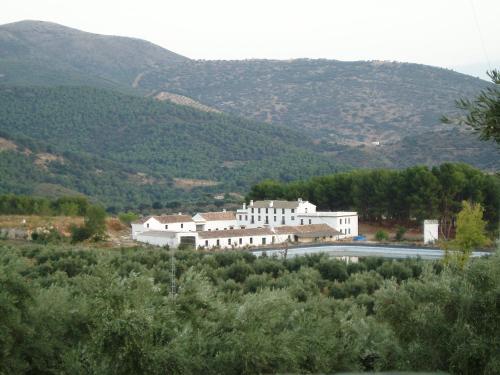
[{"left": 0, "top": 85, "right": 340, "bottom": 209}]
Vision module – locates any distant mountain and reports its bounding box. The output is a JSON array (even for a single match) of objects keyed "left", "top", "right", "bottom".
[
  {"left": 0, "top": 20, "right": 497, "bottom": 172},
  {"left": 0, "top": 86, "right": 340, "bottom": 209},
  {"left": 0, "top": 20, "right": 188, "bottom": 90}
]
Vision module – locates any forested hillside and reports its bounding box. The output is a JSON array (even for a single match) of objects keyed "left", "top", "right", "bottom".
[
  {"left": 1, "top": 20, "right": 497, "bottom": 170},
  {"left": 1, "top": 244, "right": 499, "bottom": 374},
  {"left": 0, "top": 86, "right": 340, "bottom": 209}
]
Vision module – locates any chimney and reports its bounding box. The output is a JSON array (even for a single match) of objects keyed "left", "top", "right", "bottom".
[
  {"left": 269, "top": 201, "right": 274, "bottom": 207},
  {"left": 298, "top": 198, "right": 303, "bottom": 202},
  {"left": 250, "top": 200, "right": 254, "bottom": 206},
  {"left": 223, "top": 209, "right": 226, "bottom": 212},
  {"left": 178, "top": 212, "right": 182, "bottom": 215},
  {"left": 243, "top": 202, "right": 246, "bottom": 209}
]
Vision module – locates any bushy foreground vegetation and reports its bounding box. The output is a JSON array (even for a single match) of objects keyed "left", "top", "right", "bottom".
[
  {"left": 1, "top": 244, "right": 499, "bottom": 374},
  {"left": 248, "top": 163, "right": 500, "bottom": 235}
]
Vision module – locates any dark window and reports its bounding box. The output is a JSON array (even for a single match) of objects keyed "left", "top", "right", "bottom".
[
  {"left": 291, "top": 209, "right": 295, "bottom": 213},
  {"left": 181, "top": 223, "right": 184, "bottom": 228},
  {"left": 274, "top": 208, "right": 277, "bottom": 214},
  {"left": 146, "top": 223, "right": 149, "bottom": 228},
  {"left": 291, "top": 216, "right": 295, "bottom": 221},
  {"left": 239, "top": 215, "right": 242, "bottom": 221},
  {"left": 251, "top": 216, "right": 255, "bottom": 224},
  {"left": 205, "top": 240, "right": 208, "bottom": 247},
  {"left": 250, "top": 237, "right": 253, "bottom": 244},
  {"left": 274, "top": 216, "right": 276, "bottom": 222},
  {"left": 258, "top": 216, "right": 261, "bottom": 221},
  {"left": 239, "top": 238, "right": 242, "bottom": 245},
  {"left": 216, "top": 239, "right": 220, "bottom": 246},
  {"left": 251, "top": 208, "right": 254, "bottom": 213},
  {"left": 245, "top": 215, "right": 248, "bottom": 221},
  {"left": 228, "top": 238, "right": 231, "bottom": 245},
  {"left": 309, "top": 219, "right": 312, "bottom": 224},
  {"left": 258, "top": 208, "right": 261, "bottom": 214},
  {"left": 262, "top": 237, "right": 266, "bottom": 245},
  {"left": 281, "top": 217, "right": 285, "bottom": 224},
  {"left": 340, "top": 219, "right": 342, "bottom": 224},
  {"left": 265, "top": 216, "right": 269, "bottom": 224},
  {"left": 165, "top": 225, "right": 168, "bottom": 229},
  {"left": 282, "top": 208, "right": 285, "bottom": 214},
  {"left": 265, "top": 208, "right": 268, "bottom": 214},
  {"left": 300, "top": 219, "right": 304, "bottom": 225}
]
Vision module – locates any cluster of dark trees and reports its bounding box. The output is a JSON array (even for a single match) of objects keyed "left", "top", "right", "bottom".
[
  {"left": 0, "top": 243, "right": 498, "bottom": 374},
  {"left": 248, "top": 163, "right": 500, "bottom": 235},
  {"left": 0, "top": 195, "right": 90, "bottom": 216}
]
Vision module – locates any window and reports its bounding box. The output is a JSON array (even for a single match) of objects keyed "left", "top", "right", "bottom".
[
  {"left": 258, "top": 216, "right": 261, "bottom": 221},
  {"left": 274, "top": 216, "right": 276, "bottom": 222},
  {"left": 239, "top": 238, "right": 242, "bottom": 245},
  {"left": 265, "top": 208, "right": 268, "bottom": 214},
  {"left": 340, "top": 219, "right": 342, "bottom": 225},
  {"left": 272, "top": 236, "right": 275, "bottom": 243},
  {"left": 282, "top": 208, "right": 285, "bottom": 214},
  {"left": 274, "top": 208, "right": 277, "bottom": 214},
  {"left": 205, "top": 240, "right": 208, "bottom": 247},
  {"left": 230, "top": 226, "right": 234, "bottom": 229},
  {"left": 239, "top": 215, "right": 242, "bottom": 221},
  {"left": 258, "top": 208, "right": 261, "bottom": 214},
  {"left": 181, "top": 223, "right": 184, "bottom": 228},
  {"left": 250, "top": 237, "right": 253, "bottom": 244},
  {"left": 300, "top": 219, "right": 304, "bottom": 225},
  {"left": 348, "top": 218, "right": 351, "bottom": 224},
  {"left": 251, "top": 216, "right": 255, "bottom": 224},
  {"left": 251, "top": 208, "right": 254, "bottom": 213},
  {"left": 245, "top": 215, "right": 248, "bottom": 221},
  {"left": 228, "top": 238, "right": 231, "bottom": 245},
  {"left": 265, "top": 216, "right": 269, "bottom": 224},
  {"left": 165, "top": 225, "right": 168, "bottom": 229},
  {"left": 348, "top": 228, "right": 351, "bottom": 234},
  {"left": 281, "top": 217, "right": 285, "bottom": 224},
  {"left": 291, "top": 216, "right": 295, "bottom": 221},
  {"left": 216, "top": 239, "right": 220, "bottom": 246},
  {"left": 146, "top": 223, "right": 149, "bottom": 228},
  {"left": 291, "top": 208, "right": 295, "bottom": 213},
  {"left": 262, "top": 237, "right": 266, "bottom": 245},
  {"left": 309, "top": 219, "right": 312, "bottom": 224}
]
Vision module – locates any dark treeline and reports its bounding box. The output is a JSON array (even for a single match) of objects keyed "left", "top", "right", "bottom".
[
  {"left": 0, "top": 194, "right": 90, "bottom": 216},
  {"left": 248, "top": 163, "right": 500, "bottom": 235},
  {"left": 0, "top": 244, "right": 499, "bottom": 374}
]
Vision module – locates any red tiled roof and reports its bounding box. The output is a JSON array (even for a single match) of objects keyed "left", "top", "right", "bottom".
[{"left": 198, "top": 211, "right": 236, "bottom": 221}]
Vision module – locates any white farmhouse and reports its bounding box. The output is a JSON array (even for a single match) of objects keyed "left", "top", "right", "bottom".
[
  {"left": 192, "top": 210, "right": 237, "bottom": 231},
  {"left": 131, "top": 214, "right": 195, "bottom": 240},
  {"left": 131, "top": 199, "right": 358, "bottom": 249},
  {"left": 236, "top": 199, "right": 358, "bottom": 238}
]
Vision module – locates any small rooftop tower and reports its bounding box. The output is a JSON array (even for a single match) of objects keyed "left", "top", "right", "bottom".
[{"left": 424, "top": 220, "right": 439, "bottom": 244}]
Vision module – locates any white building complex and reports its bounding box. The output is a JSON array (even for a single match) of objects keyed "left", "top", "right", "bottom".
[{"left": 132, "top": 199, "right": 358, "bottom": 249}]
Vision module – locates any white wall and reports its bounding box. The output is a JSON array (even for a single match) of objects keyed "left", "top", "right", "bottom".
[
  {"left": 197, "top": 232, "right": 292, "bottom": 249},
  {"left": 143, "top": 217, "right": 196, "bottom": 232},
  {"left": 237, "top": 200, "right": 317, "bottom": 228},
  {"left": 424, "top": 221, "right": 439, "bottom": 244},
  {"left": 297, "top": 213, "right": 358, "bottom": 238},
  {"left": 131, "top": 223, "right": 145, "bottom": 240},
  {"left": 203, "top": 219, "right": 238, "bottom": 231}
]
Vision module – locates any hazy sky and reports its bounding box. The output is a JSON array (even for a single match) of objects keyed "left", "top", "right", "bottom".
[{"left": 2, "top": 0, "right": 499, "bottom": 78}]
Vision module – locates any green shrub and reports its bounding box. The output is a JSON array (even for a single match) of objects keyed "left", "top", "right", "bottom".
[{"left": 375, "top": 230, "right": 389, "bottom": 241}]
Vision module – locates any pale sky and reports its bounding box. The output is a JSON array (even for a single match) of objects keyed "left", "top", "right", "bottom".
[{"left": 2, "top": 0, "right": 499, "bottom": 78}]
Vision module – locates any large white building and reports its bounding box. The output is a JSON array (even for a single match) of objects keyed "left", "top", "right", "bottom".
[
  {"left": 236, "top": 199, "right": 358, "bottom": 238},
  {"left": 132, "top": 199, "right": 358, "bottom": 249}
]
